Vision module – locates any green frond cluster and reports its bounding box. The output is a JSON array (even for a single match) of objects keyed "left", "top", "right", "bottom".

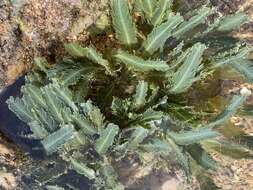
[
  {"left": 115, "top": 50, "right": 171, "bottom": 71},
  {"left": 169, "top": 43, "right": 206, "bottom": 93},
  {"left": 133, "top": 80, "right": 148, "bottom": 109},
  {"left": 150, "top": 0, "right": 173, "bottom": 26},
  {"left": 167, "top": 128, "right": 220, "bottom": 146},
  {"left": 111, "top": 0, "right": 137, "bottom": 45},
  {"left": 213, "top": 46, "right": 253, "bottom": 82},
  {"left": 207, "top": 95, "right": 246, "bottom": 128},
  {"left": 217, "top": 12, "right": 248, "bottom": 32},
  {"left": 95, "top": 124, "right": 119, "bottom": 155},
  {"left": 6, "top": 0, "right": 253, "bottom": 189},
  {"left": 143, "top": 13, "right": 183, "bottom": 53},
  {"left": 135, "top": 0, "right": 157, "bottom": 21},
  {"left": 64, "top": 43, "right": 113, "bottom": 75},
  {"left": 172, "top": 6, "right": 212, "bottom": 38}
]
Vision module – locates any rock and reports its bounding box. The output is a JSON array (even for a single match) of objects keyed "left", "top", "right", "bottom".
[
  {"left": 0, "top": 134, "right": 19, "bottom": 190},
  {"left": 240, "top": 87, "right": 252, "bottom": 96},
  {"left": 160, "top": 178, "right": 180, "bottom": 190},
  {"left": 0, "top": 0, "right": 108, "bottom": 92},
  {"left": 0, "top": 172, "right": 17, "bottom": 190},
  {"left": 0, "top": 135, "right": 16, "bottom": 167}
]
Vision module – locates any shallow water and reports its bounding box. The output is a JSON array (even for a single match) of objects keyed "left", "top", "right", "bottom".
[
  {"left": 0, "top": 77, "right": 38, "bottom": 153},
  {"left": 0, "top": 70, "right": 245, "bottom": 189},
  {"left": 0, "top": 77, "right": 90, "bottom": 189}
]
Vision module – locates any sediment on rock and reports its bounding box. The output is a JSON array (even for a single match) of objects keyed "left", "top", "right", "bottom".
[{"left": 0, "top": 0, "right": 108, "bottom": 92}]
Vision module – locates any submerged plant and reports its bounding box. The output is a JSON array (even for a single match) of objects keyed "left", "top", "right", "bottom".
[{"left": 7, "top": 0, "right": 253, "bottom": 189}]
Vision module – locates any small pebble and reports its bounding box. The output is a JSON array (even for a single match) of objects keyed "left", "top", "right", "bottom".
[{"left": 240, "top": 87, "right": 252, "bottom": 96}]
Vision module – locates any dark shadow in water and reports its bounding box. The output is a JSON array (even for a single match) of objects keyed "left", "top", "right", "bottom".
[
  {"left": 0, "top": 77, "right": 90, "bottom": 189},
  {"left": 0, "top": 76, "right": 43, "bottom": 157}
]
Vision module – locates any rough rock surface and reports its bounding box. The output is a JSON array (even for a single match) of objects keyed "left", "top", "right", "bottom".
[
  {"left": 0, "top": 0, "right": 107, "bottom": 92},
  {"left": 0, "top": 133, "right": 24, "bottom": 190}
]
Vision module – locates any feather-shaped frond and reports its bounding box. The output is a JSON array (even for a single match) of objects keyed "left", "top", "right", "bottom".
[
  {"left": 111, "top": 97, "right": 129, "bottom": 116},
  {"left": 213, "top": 46, "right": 253, "bottom": 82},
  {"left": 34, "top": 161, "right": 67, "bottom": 186},
  {"left": 167, "top": 128, "right": 219, "bottom": 146},
  {"left": 63, "top": 131, "right": 87, "bottom": 150},
  {"left": 131, "top": 109, "right": 164, "bottom": 125},
  {"left": 151, "top": 0, "right": 172, "bottom": 26},
  {"left": 47, "top": 82, "right": 78, "bottom": 112},
  {"left": 127, "top": 127, "right": 149, "bottom": 149},
  {"left": 47, "top": 60, "right": 97, "bottom": 86},
  {"left": 146, "top": 85, "right": 160, "bottom": 105},
  {"left": 55, "top": 67, "right": 89, "bottom": 86},
  {"left": 61, "top": 107, "right": 73, "bottom": 123},
  {"left": 71, "top": 112, "right": 97, "bottom": 135},
  {"left": 166, "top": 137, "right": 190, "bottom": 176},
  {"left": 202, "top": 139, "right": 253, "bottom": 159},
  {"left": 8, "top": 80, "right": 95, "bottom": 139},
  {"left": 134, "top": 0, "right": 144, "bottom": 13},
  {"left": 28, "top": 121, "right": 49, "bottom": 139},
  {"left": 135, "top": 0, "right": 157, "bottom": 20},
  {"left": 168, "top": 47, "right": 191, "bottom": 71},
  {"left": 172, "top": 6, "right": 212, "bottom": 38},
  {"left": 133, "top": 80, "right": 148, "bottom": 109},
  {"left": 188, "top": 144, "right": 217, "bottom": 170},
  {"left": 41, "top": 125, "right": 75, "bottom": 155},
  {"left": 100, "top": 163, "right": 124, "bottom": 190},
  {"left": 111, "top": 0, "right": 137, "bottom": 45},
  {"left": 115, "top": 50, "right": 171, "bottom": 71},
  {"left": 69, "top": 158, "right": 96, "bottom": 179},
  {"left": 151, "top": 95, "right": 168, "bottom": 109},
  {"left": 7, "top": 96, "right": 34, "bottom": 123},
  {"left": 140, "top": 138, "right": 172, "bottom": 153},
  {"left": 32, "top": 107, "right": 58, "bottom": 133},
  {"left": 194, "top": 14, "right": 223, "bottom": 38},
  {"left": 207, "top": 95, "right": 246, "bottom": 128},
  {"left": 22, "top": 84, "right": 47, "bottom": 108},
  {"left": 89, "top": 107, "right": 105, "bottom": 128},
  {"left": 74, "top": 79, "right": 90, "bottom": 102},
  {"left": 41, "top": 85, "right": 64, "bottom": 123},
  {"left": 64, "top": 43, "right": 113, "bottom": 75},
  {"left": 169, "top": 43, "right": 206, "bottom": 94},
  {"left": 46, "top": 185, "right": 65, "bottom": 190},
  {"left": 64, "top": 43, "right": 87, "bottom": 57},
  {"left": 143, "top": 13, "right": 183, "bottom": 54},
  {"left": 95, "top": 123, "right": 119, "bottom": 155},
  {"left": 34, "top": 57, "right": 51, "bottom": 73},
  {"left": 213, "top": 49, "right": 253, "bottom": 88},
  {"left": 81, "top": 100, "right": 105, "bottom": 128},
  {"left": 8, "top": 89, "right": 59, "bottom": 135},
  {"left": 214, "top": 46, "right": 253, "bottom": 68},
  {"left": 217, "top": 12, "right": 248, "bottom": 32},
  {"left": 231, "top": 59, "right": 253, "bottom": 83},
  {"left": 168, "top": 41, "right": 185, "bottom": 58}
]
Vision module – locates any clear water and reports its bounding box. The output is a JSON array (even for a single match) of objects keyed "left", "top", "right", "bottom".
[{"left": 0, "top": 69, "right": 245, "bottom": 190}]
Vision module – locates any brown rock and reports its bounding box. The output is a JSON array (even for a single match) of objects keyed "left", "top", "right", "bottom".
[
  {"left": 0, "top": 0, "right": 108, "bottom": 92},
  {"left": 0, "top": 172, "right": 17, "bottom": 190}
]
